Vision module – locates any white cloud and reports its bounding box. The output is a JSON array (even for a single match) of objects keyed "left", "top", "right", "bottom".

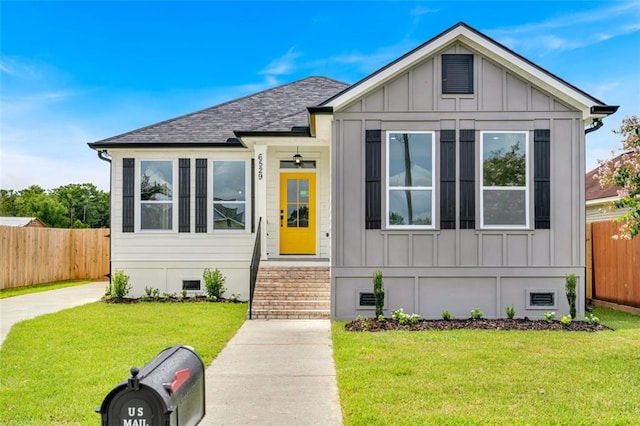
[{"left": 259, "top": 47, "right": 302, "bottom": 76}]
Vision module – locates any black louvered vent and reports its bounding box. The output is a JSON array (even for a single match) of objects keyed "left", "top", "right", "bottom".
[
  {"left": 530, "top": 292, "right": 554, "bottom": 307},
  {"left": 359, "top": 292, "right": 376, "bottom": 307},
  {"left": 179, "top": 158, "right": 191, "bottom": 233},
  {"left": 122, "top": 158, "right": 135, "bottom": 233},
  {"left": 365, "top": 129, "right": 382, "bottom": 230},
  {"left": 195, "top": 159, "right": 208, "bottom": 233},
  {"left": 442, "top": 54, "right": 474, "bottom": 94},
  {"left": 440, "top": 130, "right": 456, "bottom": 229},
  {"left": 459, "top": 130, "right": 475, "bottom": 229},
  {"left": 534, "top": 130, "right": 551, "bottom": 229},
  {"left": 182, "top": 280, "right": 201, "bottom": 291}
]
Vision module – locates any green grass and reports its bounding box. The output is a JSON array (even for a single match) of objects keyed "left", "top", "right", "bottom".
[
  {"left": 332, "top": 307, "right": 640, "bottom": 426},
  {"left": 0, "top": 280, "right": 95, "bottom": 299},
  {"left": 0, "top": 302, "right": 247, "bottom": 425}
]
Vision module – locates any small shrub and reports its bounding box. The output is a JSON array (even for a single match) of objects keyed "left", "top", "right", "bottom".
[
  {"left": 585, "top": 313, "right": 601, "bottom": 324},
  {"left": 144, "top": 286, "right": 154, "bottom": 297},
  {"left": 565, "top": 273, "right": 577, "bottom": 319},
  {"left": 373, "top": 270, "right": 385, "bottom": 318},
  {"left": 543, "top": 311, "right": 556, "bottom": 322},
  {"left": 505, "top": 305, "right": 515, "bottom": 319},
  {"left": 391, "top": 308, "right": 420, "bottom": 325},
  {"left": 203, "top": 268, "right": 227, "bottom": 301},
  {"left": 470, "top": 308, "right": 484, "bottom": 320},
  {"left": 110, "top": 270, "right": 132, "bottom": 299},
  {"left": 441, "top": 310, "right": 453, "bottom": 320},
  {"left": 230, "top": 293, "right": 241, "bottom": 303},
  {"left": 181, "top": 289, "right": 188, "bottom": 299},
  {"left": 377, "top": 314, "right": 385, "bottom": 321},
  {"left": 152, "top": 288, "right": 160, "bottom": 301},
  {"left": 560, "top": 315, "right": 572, "bottom": 326}
]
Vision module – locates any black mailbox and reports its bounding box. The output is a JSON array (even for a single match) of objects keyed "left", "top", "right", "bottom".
[{"left": 98, "top": 345, "right": 205, "bottom": 426}]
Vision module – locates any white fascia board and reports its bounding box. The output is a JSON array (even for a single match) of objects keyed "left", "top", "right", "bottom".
[
  {"left": 325, "top": 26, "right": 604, "bottom": 122},
  {"left": 586, "top": 195, "right": 620, "bottom": 206}
]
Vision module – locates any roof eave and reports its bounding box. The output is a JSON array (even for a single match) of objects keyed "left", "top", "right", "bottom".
[{"left": 87, "top": 139, "right": 246, "bottom": 149}]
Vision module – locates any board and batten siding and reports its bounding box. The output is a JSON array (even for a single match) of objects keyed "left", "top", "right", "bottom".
[
  {"left": 331, "top": 44, "right": 587, "bottom": 320},
  {"left": 109, "top": 149, "right": 254, "bottom": 298}
]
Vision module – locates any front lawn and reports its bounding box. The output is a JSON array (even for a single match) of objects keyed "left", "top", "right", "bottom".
[
  {"left": 332, "top": 307, "right": 640, "bottom": 425},
  {"left": 0, "top": 302, "right": 246, "bottom": 425}
]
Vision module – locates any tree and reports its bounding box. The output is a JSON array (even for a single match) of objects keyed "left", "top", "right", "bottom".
[{"left": 595, "top": 115, "right": 640, "bottom": 239}]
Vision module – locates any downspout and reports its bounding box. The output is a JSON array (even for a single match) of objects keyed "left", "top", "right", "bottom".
[
  {"left": 96, "top": 149, "right": 113, "bottom": 293},
  {"left": 584, "top": 118, "right": 603, "bottom": 134}
]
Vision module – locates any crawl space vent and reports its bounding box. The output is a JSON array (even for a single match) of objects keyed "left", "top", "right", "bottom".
[{"left": 359, "top": 292, "right": 376, "bottom": 307}]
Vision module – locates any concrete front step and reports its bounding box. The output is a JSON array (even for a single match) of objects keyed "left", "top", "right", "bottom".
[
  {"left": 252, "top": 292, "right": 331, "bottom": 301},
  {"left": 252, "top": 300, "right": 330, "bottom": 309}
]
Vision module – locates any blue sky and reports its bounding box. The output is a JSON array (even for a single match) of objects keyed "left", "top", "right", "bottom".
[{"left": 1, "top": 1, "right": 639, "bottom": 192}]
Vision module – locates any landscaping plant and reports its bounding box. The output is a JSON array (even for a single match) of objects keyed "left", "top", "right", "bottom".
[
  {"left": 203, "top": 268, "right": 227, "bottom": 301},
  {"left": 110, "top": 270, "right": 131, "bottom": 299},
  {"left": 565, "top": 273, "right": 577, "bottom": 319},
  {"left": 373, "top": 270, "right": 385, "bottom": 318},
  {"left": 505, "top": 304, "right": 515, "bottom": 319},
  {"left": 470, "top": 308, "right": 484, "bottom": 319},
  {"left": 543, "top": 311, "right": 556, "bottom": 322},
  {"left": 441, "top": 310, "right": 453, "bottom": 320}
]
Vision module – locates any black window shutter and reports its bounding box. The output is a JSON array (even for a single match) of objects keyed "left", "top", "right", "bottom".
[
  {"left": 195, "top": 159, "right": 208, "bottom": 233},
  {"left": 534, "top": 130, "right": 551, "bottom": 229},
  {"left": 365, "top": 129, "right": 382, "bottom": 229},
  {"left": 178, "top": 158, "right": 191, "bottom": 232},
  {"left": 459, "top": 130, "right": 476, "bottom": 229},
  {"left": 122, "top": 158, "right": 135, "bottom": 233},
  {"left": 440, "top": 130, "right": 456, "bottom": 229},
  {"left": 442, "top": 54, "right": 474, "bottom": 94}
]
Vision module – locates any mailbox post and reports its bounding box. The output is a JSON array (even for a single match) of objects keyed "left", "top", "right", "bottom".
[{"left": 98, "top": 345, "right": 205, "bottom": 426}]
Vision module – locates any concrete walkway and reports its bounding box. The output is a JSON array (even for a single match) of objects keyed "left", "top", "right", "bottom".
[
  {"left": 201, "top": 319, "right": 342, "bottom": 425},
  {"left": 0, "top": 281, "right": 107, "bottom": 345},
  {"left": 1, "top": 285, "right": 343, "bottom": 425}
]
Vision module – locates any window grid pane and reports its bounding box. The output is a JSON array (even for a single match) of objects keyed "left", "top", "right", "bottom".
[
  {"left": 213, "top": 161, "right": 246, "bottom": 231},
  {"left": 481, "top": 132, "right": 528, "bottom": 227},
  {"left": 387, "top": 132, "right": 434, "bottom": 228}
]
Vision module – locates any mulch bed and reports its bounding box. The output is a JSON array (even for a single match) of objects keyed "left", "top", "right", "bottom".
[
  {"left": 102, "top": 296, "right": 240, "bottom": 304},
  {"left": 345, "top": 317, "right": 611, "bottom": 332}
]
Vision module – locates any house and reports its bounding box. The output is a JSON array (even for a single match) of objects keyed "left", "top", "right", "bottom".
[
  {"left": 89, "top": 22, "right": 618, "bottom": 319},
  {"left": 0, "top": 217, "right": 47, "bottom": 227},
  {"left": 585, "top": 154, "right": 626, "bottom": 223}
]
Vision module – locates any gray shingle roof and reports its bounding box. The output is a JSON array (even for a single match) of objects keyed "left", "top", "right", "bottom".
[{"left": 89, "top": 76, "right": 348, "bottom": 147}]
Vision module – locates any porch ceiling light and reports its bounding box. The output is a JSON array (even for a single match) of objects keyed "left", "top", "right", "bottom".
[{"left": 293, "top": 147, "right": 303, "bottom": 167}]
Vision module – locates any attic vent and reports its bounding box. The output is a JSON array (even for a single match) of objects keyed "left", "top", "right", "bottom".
[
  {"left": 442, "top": 54, "right": 474, "bottom": 94},
  {"left": 359, "top": 292, "right": 376, "bottom": 307},
  {"left": 526, "top": 289, "right": 557, "bottom": 309},
  {"left": 182, "top": 280, "right": 201, "bottom": 291}
]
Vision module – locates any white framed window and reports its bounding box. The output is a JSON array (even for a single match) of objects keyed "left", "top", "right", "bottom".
[
  {"left": 386, "top": 131, "right": 435, "bottom": 228},
  {"left": 480, "top": 131, "right": 529, "bottom": 228},
  {"left": 139, "top": 160, "right": 175, "bottom": 231},
  {"left": 212, "top": 160, "right": 247, "bottom": 231}
]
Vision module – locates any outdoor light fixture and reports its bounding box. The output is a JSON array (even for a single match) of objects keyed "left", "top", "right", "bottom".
[{"left": 293, "top": 147, "right": 303, "bottom": 167}]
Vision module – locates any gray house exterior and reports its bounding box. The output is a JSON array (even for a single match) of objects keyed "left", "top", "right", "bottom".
[
  {"left": 324, "top": 23, "right": 617, "bottom": 320},
  {"left": 89, "top": 22, "right": 617, "bottom": 320}
]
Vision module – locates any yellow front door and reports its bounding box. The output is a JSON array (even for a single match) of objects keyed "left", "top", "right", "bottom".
[{"left": 280, "top": 173, "right": 316, "bottom": 255}]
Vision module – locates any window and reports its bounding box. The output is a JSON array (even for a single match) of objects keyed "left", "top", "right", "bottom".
[
  {"left": 481, "top": 131, "right": 528, "bottom": 228},
  {"left": 213, "top": 161, "right": 246, "bottom": 230},
  {"left": 387, "top": 132, "right": 435, "bottom": 228},
  {"left": 442, "top": 54, "right": 474, "bottom": 94},
  {"left": 140, "top": 160, "right": 174, "bottom": 231}
]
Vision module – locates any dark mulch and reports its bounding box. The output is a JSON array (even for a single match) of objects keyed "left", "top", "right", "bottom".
[
  {"left": 102, "top": 296, "right": 242, "bottom": 304},
  {"left": 345, "top": 317, "right": 611, "bottom": 332}
]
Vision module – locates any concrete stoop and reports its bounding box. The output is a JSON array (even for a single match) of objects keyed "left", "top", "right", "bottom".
[{"left": 251, "top": 266, "right": 330, "bottom": 319}]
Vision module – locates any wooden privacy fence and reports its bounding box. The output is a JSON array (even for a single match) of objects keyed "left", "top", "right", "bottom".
[
  {"left": 0, "top": 226, "right": 110, "bottom": 290},
  {"left": 588, "top": 221, "right": 640, "bottom": 309}
]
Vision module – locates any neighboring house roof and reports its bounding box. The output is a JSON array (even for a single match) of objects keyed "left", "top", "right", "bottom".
[
  {"left": 586, "top": 154, "right": 624, "bottom": 202},
  {"left": 0, "top": 217, "right": 47, "bottom": 227},
  {"left": 88, "top": 76, "right": 348, "bottom": 148},
  {"left": 321, "top": 22, "right": 616, "bottom": 122}
]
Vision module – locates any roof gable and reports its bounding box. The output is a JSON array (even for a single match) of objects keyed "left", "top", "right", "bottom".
[
  {"left": 322, "top": 22, "right": 610, "bottom": 122},
  {"left": 89, "top": 76, "right": 348, "bottom": 148}
]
